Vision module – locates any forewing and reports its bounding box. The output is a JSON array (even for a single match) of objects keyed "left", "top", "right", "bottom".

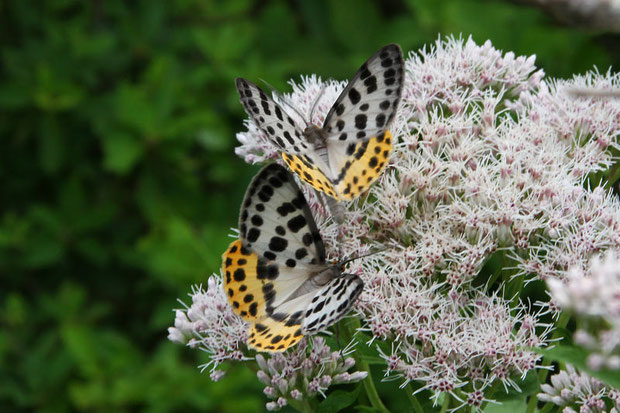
[
  {"left": 322, "top": 44, "right": 404, "bottom": 145},
  {"left": 320, "top": 44, "right": 403, "bottom": 200},
  {"left": 236, "top": 78, "right": 309, "bottom": 155},
  {"left": 225, "top": 164, "right": 327, "bottom": 320},
  {"left": 302, "top": 274, "right": 364, "bottom": 334},
  {"left": 239, "top": 163, "right": 325, "bottom": 268}
]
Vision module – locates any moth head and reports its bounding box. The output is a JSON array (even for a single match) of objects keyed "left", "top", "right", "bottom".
[{"left": 302, "top": 124, "right": 327, "bottom": 147}]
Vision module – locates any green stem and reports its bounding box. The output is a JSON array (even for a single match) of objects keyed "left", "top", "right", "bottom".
[
  {"left": 479, "top": 380, "right": 500, "bottom": 411},
  {"left": 525, "top": 392, "right": 538, "bottom": 413},
  {"left": 453, "top": 389, "right": 470, "bottom": 413},
  {"left": 538, "top": 312, "right": 570, "bottom": 384},
  {"left": 539, "top": 401, "right": 555, "bottom": 413},
  {"left": 403, "top": 383, "right": 425, "bottom": 413},
  {"left": 525, "top": 312, "right": 571, "bottom": 413},
  {"left": 289, "top": 399, "right": 315, "bottom": 413},
  {"left": 439, "top": 393, "right": 451, "bottom": 413},
  {"left": 341, "top": 318, "right": 390, "bottom": 413}
]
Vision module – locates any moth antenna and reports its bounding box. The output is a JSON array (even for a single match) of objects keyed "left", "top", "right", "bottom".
[
  {"left": 259, "top": 78, "right": 308, "bottom": 127},
  {"left": 309, "top": 82, "right": 329, "bottom": 125},
  {"left": 339, "top": 249, "right": 385, "bottom": 268}
]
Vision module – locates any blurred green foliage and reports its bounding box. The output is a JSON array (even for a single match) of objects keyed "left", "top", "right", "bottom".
[{"left": 1, "top": 0, "right": 618, "bottom": 411}]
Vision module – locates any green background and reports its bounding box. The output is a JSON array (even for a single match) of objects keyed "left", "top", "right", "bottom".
[{"left": 1, "top": 0, "right": 618, "bottom": 411}]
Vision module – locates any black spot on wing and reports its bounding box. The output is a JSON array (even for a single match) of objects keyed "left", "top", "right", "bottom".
[
  {"left": 287, "top": 215, "right": 307, "bottom": 233},
  {"left": 269, "top": 236, "right": 288, "bottom": 252},
  {"left": 348, "top": 88, "right": 361, "bottom": 104}
]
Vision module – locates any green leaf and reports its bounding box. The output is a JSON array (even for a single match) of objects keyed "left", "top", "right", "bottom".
[
  {"left": 354, "top": 406, "right": 383, "bottom": 413},
  {"left": 484, "top": 399, "right": 528, "bottom": 412},
  {"left": 327, "top": 0, "right": 381, "bottom": 50},
  {"left": 61, "top": 324, "right": 99, "bottom": 377},
  {"left": 102, "top": 132, "right": 144, "bottom": 174},
  {"left": 533, "top": 345, "right": 620, "bottom": 389},
  {"left": 318, "top": 386, "right": 361, "bottom": 413}
]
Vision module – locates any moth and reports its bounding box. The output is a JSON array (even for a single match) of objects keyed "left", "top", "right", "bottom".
[
  {"left": 236, "top": 44, "right": 404, "bottom": 201},
  {"left": 222, "top": 164, "right": 364, "bottom": 351}
]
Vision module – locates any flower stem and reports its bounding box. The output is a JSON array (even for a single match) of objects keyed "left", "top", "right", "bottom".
[
  {"left": 479, "top": 379, "right": 500, "bottom": 411},
  {"left": 525, "top": 393, "right": 538, "bottom": 413},
  {"left": 525, "top": 312, "right": 571, "bottom": 413},
  {"left": 289, "top": 399, "right": 315, "bottom": 413},
  {"left": 404, "top": 383, "right": 424, "bottom": 413},
  {"left": 341, "top": 318, "right": 390, "bottom": 413},
  {"left": 440, "top": 393, "right": 451, "bottom": 413},
  {"left": 539, "top": 402, "right": 555, "bottom": 413}
]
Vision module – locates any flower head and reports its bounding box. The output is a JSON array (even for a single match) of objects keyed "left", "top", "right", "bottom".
[
  {"left": 547, "top": 249, "right": 620, "bottom": 370},
  {"left": 255, "top": 337, "right": 367, "bottom": 410},
  {"left": 538, "top": 365, "right": 618, "bottom": 412}
]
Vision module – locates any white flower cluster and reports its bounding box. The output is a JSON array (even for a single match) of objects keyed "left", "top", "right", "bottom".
[
  {"left": 234, "top": 36, "right": 620, "bottom": 402},
  {"left": 538, "top": 364, "right": 620, "bottom": 413},
  {"left": 172, "top": 37, "right": 620, "bottom": 409},
  {"left": 256, "top": 337, "right": 367, "bottom": 411},
  {"left": 167, "top": 275, "right": 250, "bottom": 375},
  {"left": 547, "top": 250, "right": 620, "bottom": 371},
  {"left": 375, "top": 294, "right": 550, "bottom": 406}
]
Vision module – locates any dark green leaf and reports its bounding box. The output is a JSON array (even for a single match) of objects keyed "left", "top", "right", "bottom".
[
  {"left": 533, "top": 345, "right": 620, "bottom": 389},
  {"left": 318, "top": 386, "right": 361, "bottom": 413}
]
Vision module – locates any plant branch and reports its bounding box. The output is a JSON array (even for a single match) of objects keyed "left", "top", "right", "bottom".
[{"left": 341, "top": 317, "right": 390, "bottom": 413}]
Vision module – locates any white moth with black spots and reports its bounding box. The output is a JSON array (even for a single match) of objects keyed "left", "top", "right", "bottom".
[
  {"left": 222, "top": 164, "right": 364, "bottom": 352},
  {"left": 236, "top": 43, "right": 404, "bottom": 201}
]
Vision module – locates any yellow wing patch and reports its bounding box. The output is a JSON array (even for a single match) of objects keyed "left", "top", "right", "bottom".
[
  {"left": 282, "top": 152, "right": 338, "bottom": 199},
  {"left": 223, "top": 239, "right": 303, "bottom": 352},
  {"left": 248, "top": 315, "right": 304, "bottom": 352},
  {"left": 222, "top": 240, "right": 303, "bottom": 351},
  {"left": 281, "top": 132, "right": 393, "bottom": 201},
  {"left": 222, "top": 240, "right": 266, "bottom": 322},
  {"left": 333, "top": 131, "right": 393, "bottom": 200}
]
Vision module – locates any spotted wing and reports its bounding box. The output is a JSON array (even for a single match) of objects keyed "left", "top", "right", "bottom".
[
  {"left": 223, "top": 164, "right": 326, "bottom": 323},
  {"left": 247, "top": 273, "right": 363, "bottom": 352},
  {"left": 321, "top": 44, "right": 403, "bottom": 200},
  {"left": 236, "top": 78, "right": 309, "bottom": 155},
  {"left": 222, "top": 238, "right": 318, "bottom": 323},
  {"left": 322, "top": 44, "right": 404, "bottom": 144},
  {"left": 328, "top": 131, "right": 394, "bottom": 199},
  {"left": 302, "top": 274, "right": 363, "bottom": 334},
  {"left": 239, "top": 163, "right": 325, "bottom": 269},
  {"left": 248, "top": 316, "right": 304, "bottom": 352}
]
